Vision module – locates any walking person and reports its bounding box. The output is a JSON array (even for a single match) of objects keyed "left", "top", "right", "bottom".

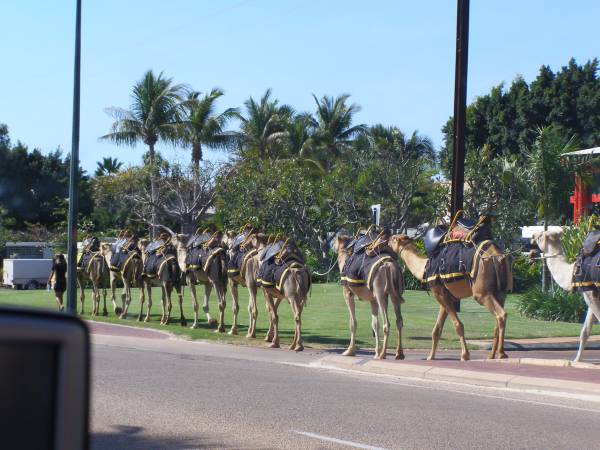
[{"left": 48, "top": 254, "right": 67, "bottom": 311}]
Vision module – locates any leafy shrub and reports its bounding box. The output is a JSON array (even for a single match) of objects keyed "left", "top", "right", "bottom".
[
  {"left": 561, "top": 216, "right": 595, "bottom": 263},
  {"left": 516, "top": 286, "right": 586, "bottom": 323},
  {"left": 512, "top": 254, "right": 541, "bottom": 292}
]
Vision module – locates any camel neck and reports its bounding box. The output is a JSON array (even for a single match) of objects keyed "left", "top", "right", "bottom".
[
  {"left": 397, "top": 244, "right": 427, "bottom": 282},
  {"left": 544, "top": 250, "right": 574, "bottom": 291}
]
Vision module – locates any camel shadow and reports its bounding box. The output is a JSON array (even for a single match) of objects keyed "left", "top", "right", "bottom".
[{"left": 92, "top": 425, "right": 223, "bottom": 449}]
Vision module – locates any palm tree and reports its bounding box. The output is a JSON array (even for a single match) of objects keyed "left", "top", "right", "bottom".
[
  {"left": 94, "top": 157, "right": 123, "bottom": 177},
  {"left": 307, "top": 94, "right": 367, "bottom": 171},
  {"left": 178, "top": 89, "right": 238, "bottom": 172},
  {"left": 367, "top": 125, "right": 435, "bottom": 161},
  {"left": 100, "top": 70, "right": 186, "bottom": 236},
  {"left": 526, "top": 125, "right": 576, "bottom": 291},
  {"left": 237, "top": 89, "right": 293, "bottom": 159}
]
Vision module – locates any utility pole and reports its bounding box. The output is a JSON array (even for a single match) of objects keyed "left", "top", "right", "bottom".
[
  {"left": 450, "top": 0, "right": 470, "bottom": 311},
  {"left": 66, "top": 0, "right": 82, "bottom": 314}
]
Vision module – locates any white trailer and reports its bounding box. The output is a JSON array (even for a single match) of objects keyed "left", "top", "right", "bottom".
[{"left": 2, "top": 259, "right": 53, "bottom": 290}]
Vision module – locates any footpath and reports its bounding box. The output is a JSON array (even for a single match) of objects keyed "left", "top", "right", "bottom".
[{"left": 88, "top": 321, "right": 600, "bottom": 399}]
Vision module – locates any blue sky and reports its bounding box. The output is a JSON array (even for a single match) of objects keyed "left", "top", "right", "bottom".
[{"left": 1, "top": 0, "right": 599, "bottom": 173}]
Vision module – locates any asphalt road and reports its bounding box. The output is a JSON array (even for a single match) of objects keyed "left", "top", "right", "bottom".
[{"left": 91, "top": 332, "right": 600, "bottom": 450}]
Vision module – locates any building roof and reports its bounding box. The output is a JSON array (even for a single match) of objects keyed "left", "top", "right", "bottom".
[{"left": 563, "top": 147, "right": 600, "bottom": 158}]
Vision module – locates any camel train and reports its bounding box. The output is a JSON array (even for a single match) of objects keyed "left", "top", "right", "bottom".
[{"left": 74, "top": 212, "right": 600, "bottom": 361}]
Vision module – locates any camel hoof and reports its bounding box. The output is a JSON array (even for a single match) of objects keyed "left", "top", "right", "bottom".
[
  {"left": 190, "top": 323, "right": 199, "bottom": 329},
  {"left": 269, "top": 342, "right": 280, "bottom": 349},
  {"left": 144, "top": 317, "right": 150, "bottom": 323},
  {"left": 264, "top": 334, "right": 273, "bottom": 343},
  {"left": 461, "top": 354, "right": 470, "bottom": 362},
  {"left": 246, "top": 332, "right": 255, "bottom": 339},
  {"left": 119, "top": 313, "right": 127, "bottom": 320},
  {"left": 426, "top": 354, "right": 435, "bottom": 361},
  {"left": 208, "top": 318, "right": 218, "bottom": 327},
  {"left": 114, "top": 306, "right": 123, "bottom": 316},
  {"left": 228, "top": 327, "right": 238, "bottom": 335},
  {"left": 497, "top": 352, "right": 508, "bottom": 359},
  {"left": 103, "top": 310, "right": 109, "bottom": 317},
  {"left": 294, "top": 344, "right": 304, "bottom": 352},
  {"left": 181, "top": 320, "right": 188, "bottom": 327},
  {"left": 395, "top": 352, "right": 405, "bottom": 360},
  {"left": 342, "top": 348, "right": 356, "bottom": 357},
  {"left": 136, "top": 315, "right": 143, "bottom": 322},
  {"left": 214, "top": 326, "right": 225, "bottom": 333}
]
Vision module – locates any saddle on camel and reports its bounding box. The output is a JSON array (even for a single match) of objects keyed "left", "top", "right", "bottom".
[
  {"left": 77, "top": 236, "right": 101, "bottom": 271},
  {"left": 257, "top": 235, "right": 306, "bottom": 292},
  {"left": 227, "top": 224, "right": 257, "bottom": 280},
  {"left": 109, "top": 229, "right": 140, "bottom": 273},
  {"left": 341, "top": 225, "right": 397, "bottom": 289},
  {"left": 572, "top": 219, "right": 600, "bottom": 292},
  {"left": 142, "top": 232, "right": 178, "bottom": 278},
  {"left": 184, "top": 226, "right": 226, "bottom": 277},
  {"left": 422, "top": 211, "right": 494, "bottom": 286}
]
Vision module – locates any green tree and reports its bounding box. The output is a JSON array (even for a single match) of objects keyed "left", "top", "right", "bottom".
[
  {"left": 178, "top": 89, "right": 238, "bottom": 172},
  {"left": 307, "top": 94, "right": 366, "bottom": 171},
  {"left": 94, "top": 157, "right": 123, "bottom": 177},
  {"left": 237, "top": 89, "right": 293, "bottom": 159},
  {"left": 101, "top": 70, "right": 186, "bottom": 236}
]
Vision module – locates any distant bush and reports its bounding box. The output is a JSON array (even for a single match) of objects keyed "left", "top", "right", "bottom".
[
  {"left": 561, "top": 216, "right": 595, "bottom": 263},
  {"left": 512, "top": 254, "right": 541, "bottom": 292},
  {"left": 516, "top": 286, "right": 586, "bottom": 323}
]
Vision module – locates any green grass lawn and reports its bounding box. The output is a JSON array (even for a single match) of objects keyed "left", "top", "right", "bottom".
[{"left": 0, "top": 284, "right": 585, "bottom": 350}]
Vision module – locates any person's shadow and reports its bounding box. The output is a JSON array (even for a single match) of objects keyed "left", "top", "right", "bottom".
[{"left": 92, "top": 425, "right": 221, "bottom": 449}]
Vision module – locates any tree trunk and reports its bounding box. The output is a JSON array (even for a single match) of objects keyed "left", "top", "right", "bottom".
[
  {"left": 148, "top": 143, "right": 158, "bottom": 239},
  {"left": 192, "top": 142, "right": 202, "bottom": 172},
  {"left": 541, "top": 219, "right": 550, "bottom": 292},
  {"left": 181, "top": 221, "right": 195, "bottom": 235}
]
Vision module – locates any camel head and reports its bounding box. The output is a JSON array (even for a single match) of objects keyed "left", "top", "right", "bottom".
[
  {"left": 222, "top": 230, "right": 236, "bottom": 248},
  {"left": 171, "top": 233, "right": 189, "bottom": 251},
  {"left": 100, "top": 243, "right": 113, "bottom": 257},
  {"left": 332, "top": 234, "right": 353, "bottom": 255},
  {"left": 250, "top": 232, "right": 267, "bottom": 250},
  {"left": 389, "top": 234, "right": 414, "bottom": 254},
  {"left": 531, "top": 229, "right": 564, "bottom": 256},
  {"left": 138, "top": 238, "right": 150, "bottom": 253}
]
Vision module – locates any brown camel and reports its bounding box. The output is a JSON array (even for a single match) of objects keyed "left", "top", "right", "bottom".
[
  {"left": 332, "top": 234, "right": 405, "bottom": 360},
  {"left": 172, "top": 233, "right": 229, "bottom": 332},
  {"left": 389, "top": 234, "right": 512, "bottom": 361},
  {"left": 76, "top": 252, "right": 108, "bottom": 316},
  {"left": 252, "top": 234, "right": 310, "bottom": 351},
  {"left": 101, "top": 244, "right": 144, "bottom": 320},
  {"left": 138, "top": 238, "right": 187, "bottom": 326},
  {"left": 223, "top": 231, "right": 262, "bottom": 338}
]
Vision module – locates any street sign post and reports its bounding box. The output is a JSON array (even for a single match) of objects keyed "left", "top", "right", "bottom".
[{"left": 66, "top": 0, "right": 82, "bottom": 314}]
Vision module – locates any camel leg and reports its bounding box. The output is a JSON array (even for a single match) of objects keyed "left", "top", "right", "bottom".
[
  {"left": 445, "top": 301, "right": 469, "bottom": 361},
  {"left": 342, "top": 287, "right": 357, "bottom": 357},
  {"left": 575, "top": 307, "right": 595, "bottom": 362},
  {"left": 427, "top": 303, "right": 448, "bottom": 361},
  {"left": 77, "top": 276, "right": 85, "bottom": 315},
  {"left": 290, "top": 298, "right": 304, "bottom": 352},
  {"left": 188, "top": 280, "right": 201, "bottom": 328},
  {"left": 120, "top": 278, "right": 131, "bottom": 319},
  {"left": 144, "top": 281, "right": 153, "bottom": 322},
  {"left": 159, "top": 285, "right": 167, "bottom": 325},
  {"left": 370, "top": 301, "right": 381, "bottom": 359},
  {"left": 229, "top": 282, "right": 239, "bottom": 335},
  {"left": 92, "top": 283, "right": 99, "bottom": 317},
  {"left": 202, "top": 282, "right": 218, "bottom": 326},
  {"left": 137, "top": 284, "right": 145, "bottom": 321},
  {"left": 374, "top": 292, "right": 390, "bottom": 360},
  {"left": 247, "top": 283, "right": 258, "bottom": 338},
  {"left": 164, "top": 285, "right": 173, "bottom": 325},
  {"left": 110, "top": 273, "right": 120, "bottom": 315},
  {"left": 176, "top": 284, "right": 187, "bottom": 327},
  {"left": 264, "top": 294, "right": 275, "bottom": 342},
  {"left": 392, "top": 298, "right": 405, "bottom": 360},
  {"left": 267, "top": 295, "right": 280, "bottom": 348},
  {"left": 214, "top": 281, "right": 226, "bottom": 333},
  {"left": 477, "top": 294, "right": 508, "bottom": 359},
  {"left": 102, "top": 287, "right": 108, "bottom": 316}
]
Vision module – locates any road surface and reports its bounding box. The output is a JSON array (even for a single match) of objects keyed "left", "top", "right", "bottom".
[{"left": 91, "top": 327, "right": 600, "bottom": 449}]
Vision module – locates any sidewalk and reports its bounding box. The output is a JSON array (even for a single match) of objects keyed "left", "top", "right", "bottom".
[{"left": 471, "top": 334, "right": 600, "bottom": 351}]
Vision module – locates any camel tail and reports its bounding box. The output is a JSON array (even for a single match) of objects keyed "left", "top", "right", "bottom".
[
  {"left": 493, "top": 254, "right": 513, "bottom": 294},
  {"left": 386, "top": 264, "right": 405, "bottom": 304},
  {"left": 221, "top": 255, "right": 228, "bottom": 294}
]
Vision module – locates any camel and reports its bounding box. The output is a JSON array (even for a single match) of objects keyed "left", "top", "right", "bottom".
[
  {"left": 76, "top": 252, "right": 108, "bottom": 316},
  {"left": 332, "top": 234, "right": 405, "bottom": 360},
  {"left": 171, "top": 233, "right": 230, "bottom": 332},
  {"left": 138, "top": 238, "right": 187, "bottom": 326},
  {"left": 389, "top": 234, "right": 512, "bottom": 361},
  {"left": 100, "top": 244, "right": 144, "bottom": 320},
  {"left": 531, "top": 229, "right": 600, "bottom": 362},
  {"left": 252, "top": 234, "right": 310, "bottom": 351},
  {"left": 223, "top": 231, "right": 262, "bottom": 338}
]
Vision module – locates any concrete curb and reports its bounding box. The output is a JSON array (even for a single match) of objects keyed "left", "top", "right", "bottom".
[
  {"left": 314, "top": 355, "right": 600, "bottom": 397},
  {"left": 476, "top": 357, "right": 600, "bottom": 370},
  {"left": 470, "top": 340, "right": 600, "bottom": 351}
]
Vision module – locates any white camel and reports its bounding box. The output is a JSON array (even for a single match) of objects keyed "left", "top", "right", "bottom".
[{"left": 532, "top": 229, "right": 600, "bottom": 362}]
